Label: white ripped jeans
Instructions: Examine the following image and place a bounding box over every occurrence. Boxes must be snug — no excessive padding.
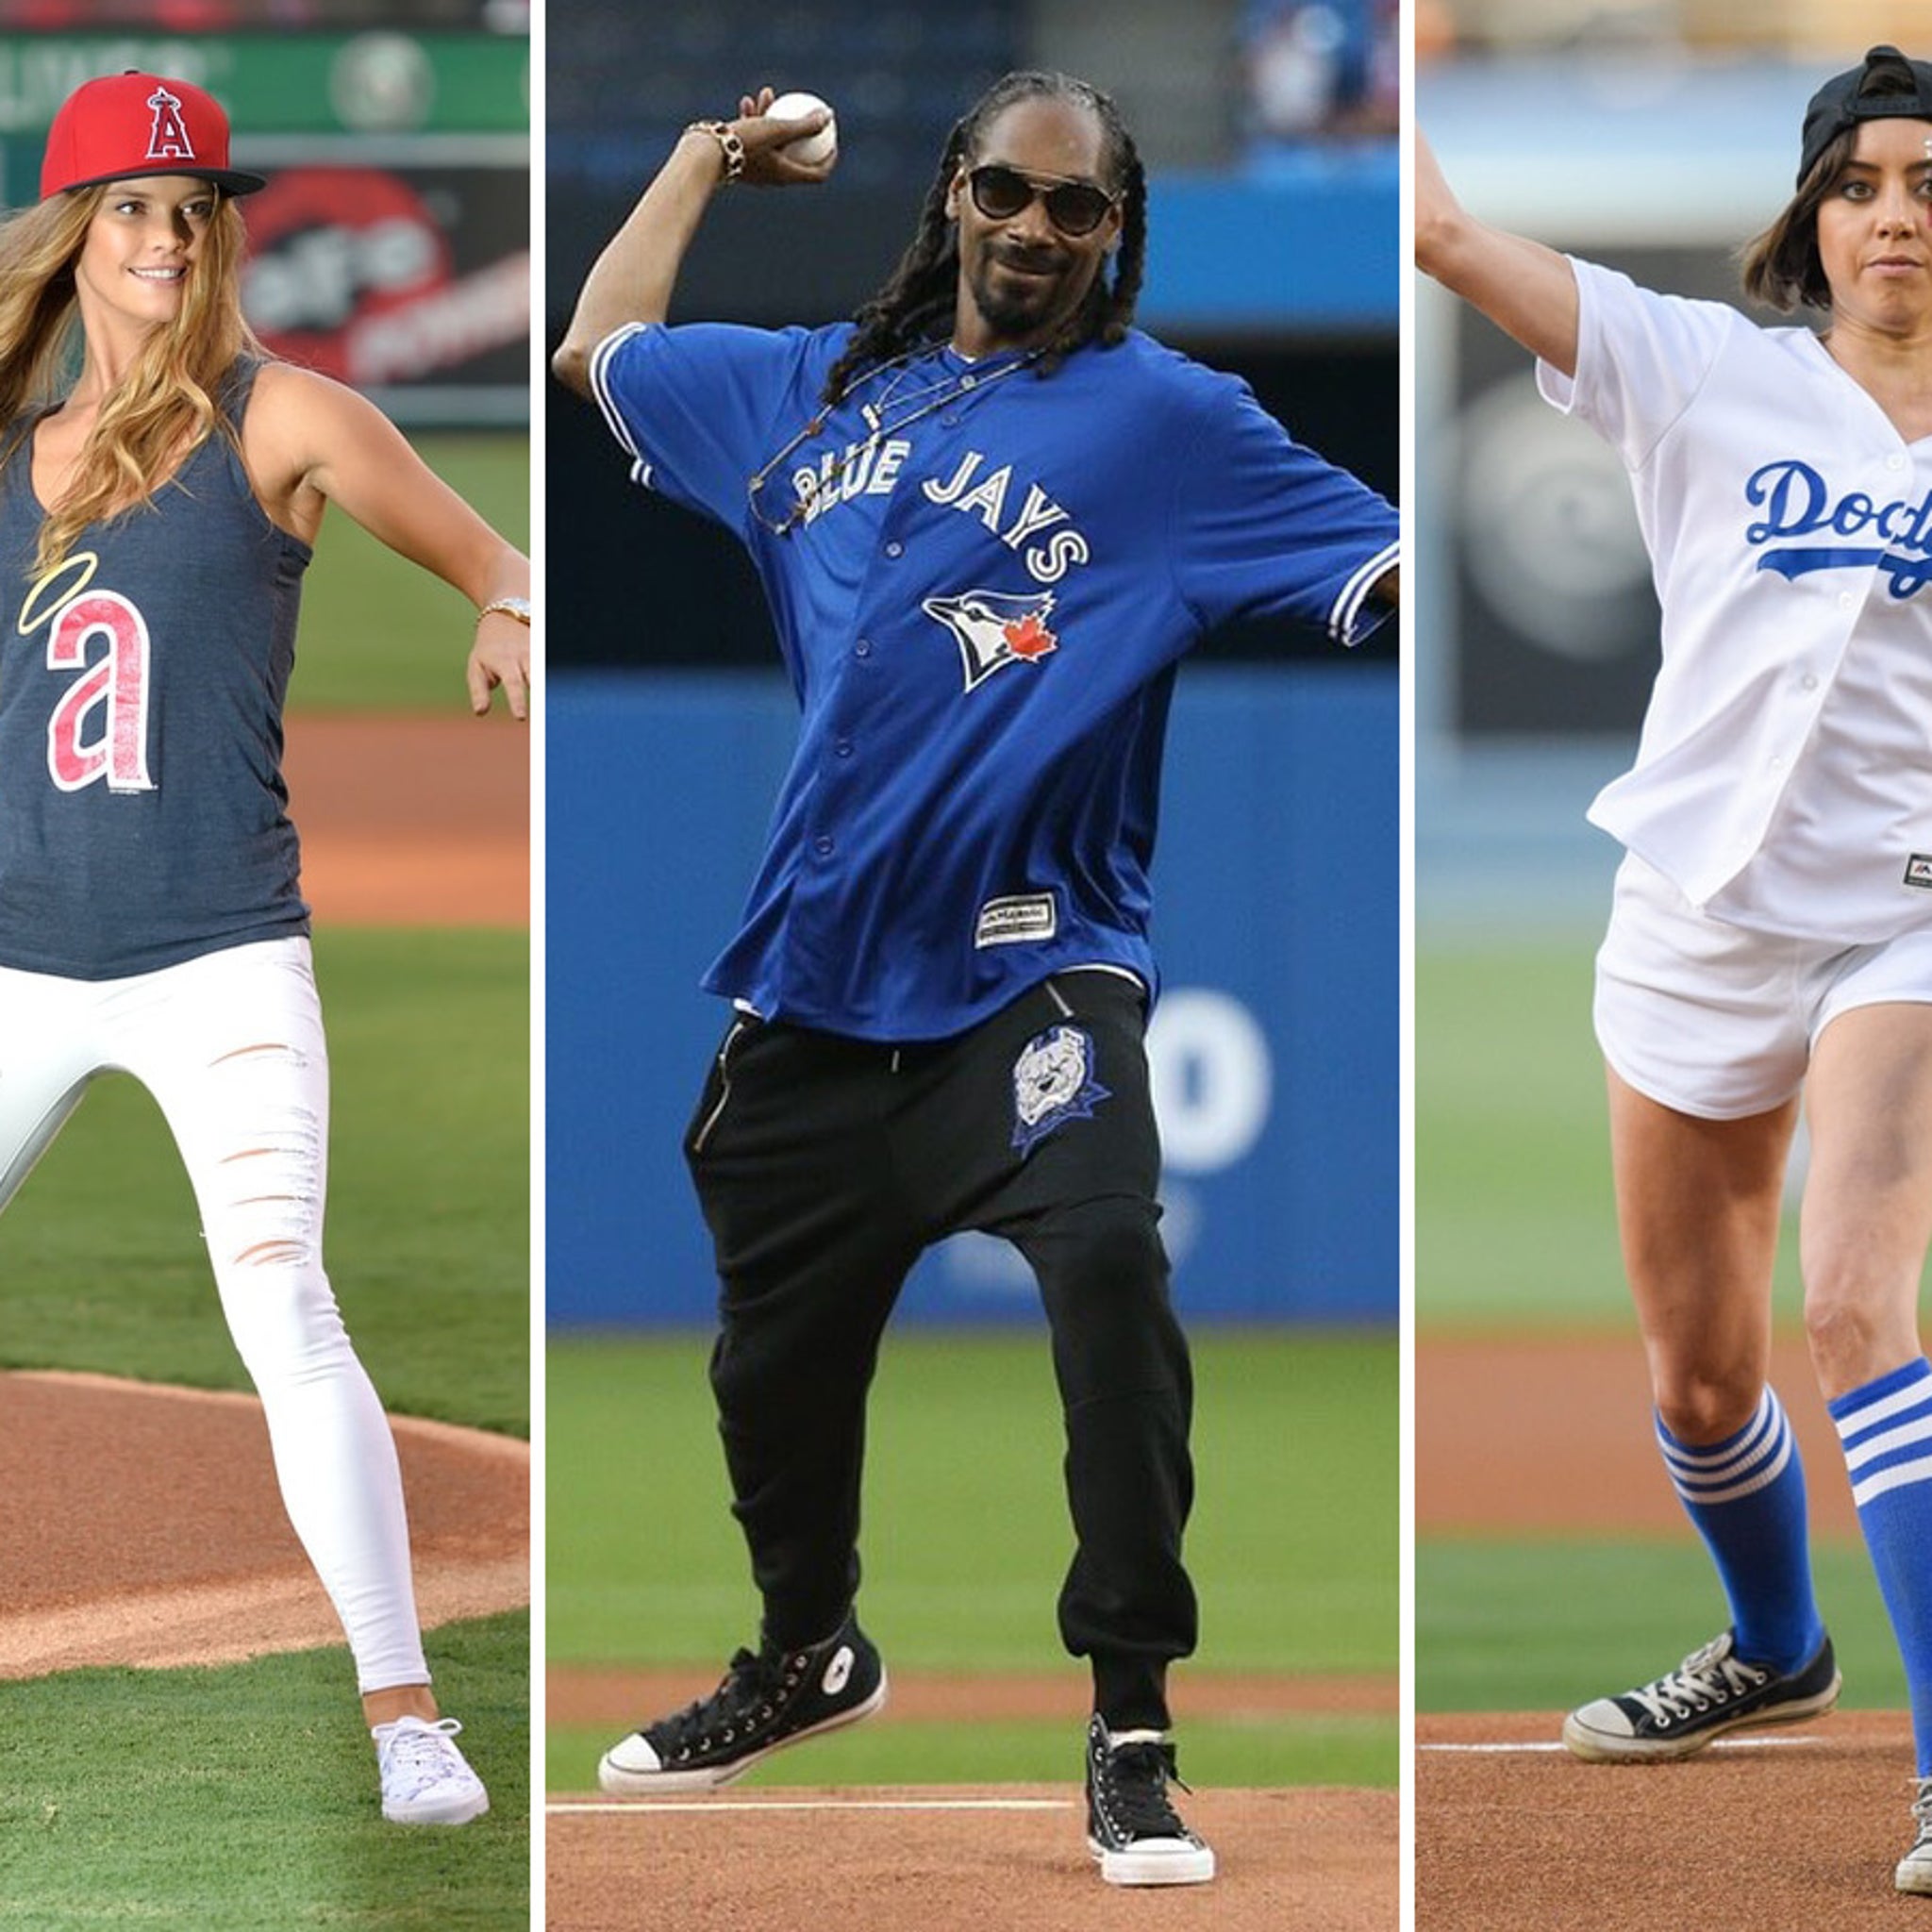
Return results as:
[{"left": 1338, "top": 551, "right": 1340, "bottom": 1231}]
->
[{"left": 0, "top": 935, "right": 427, "bottom": 1693}]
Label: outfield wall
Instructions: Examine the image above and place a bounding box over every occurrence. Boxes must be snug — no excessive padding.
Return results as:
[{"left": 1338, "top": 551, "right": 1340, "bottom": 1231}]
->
[{"left": 546, "top": 664, "right": 1395, "bottom": 1327}]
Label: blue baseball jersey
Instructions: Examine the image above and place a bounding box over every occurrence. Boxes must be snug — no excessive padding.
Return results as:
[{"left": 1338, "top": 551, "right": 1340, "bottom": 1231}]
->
[{"left": 591, "top": 320, "right": 1398, "bottom": 1041}]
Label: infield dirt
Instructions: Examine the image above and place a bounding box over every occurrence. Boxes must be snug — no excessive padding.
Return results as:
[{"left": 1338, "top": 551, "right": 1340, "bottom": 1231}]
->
[
  {"left": 547, "top": 1782, "right": 1395, "bottom": 1931},
  {"left": 1418, "top": 1330, "right": 1914, "bottom": 1929}
]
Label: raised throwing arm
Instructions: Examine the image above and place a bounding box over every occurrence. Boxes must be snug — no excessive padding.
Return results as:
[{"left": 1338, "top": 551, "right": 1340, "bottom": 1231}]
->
[
  {"left": 552, "top": 88, "right": 837, "bottom": 396},
  {"left": 1414, "top": 129, "right": 1581, "bottom": 379}
]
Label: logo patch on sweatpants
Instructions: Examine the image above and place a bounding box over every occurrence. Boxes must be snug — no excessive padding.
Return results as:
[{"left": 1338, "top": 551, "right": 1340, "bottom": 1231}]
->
[
  {"left": 1011, "top": 1023, "right": 1110, "bottom": 1154},
  {"left": 1907, "top": 854, "right": 1932, "bottom": 891}
]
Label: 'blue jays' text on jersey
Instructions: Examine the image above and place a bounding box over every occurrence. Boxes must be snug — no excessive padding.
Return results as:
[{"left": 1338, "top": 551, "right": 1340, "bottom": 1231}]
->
[{"left": 591, "top": 320, "right": 1400, "bottom": 1041}]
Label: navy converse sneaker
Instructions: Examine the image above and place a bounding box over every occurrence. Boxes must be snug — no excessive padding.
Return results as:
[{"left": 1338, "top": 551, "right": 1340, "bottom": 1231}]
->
[
  {"left": 1083, "top": 1715, "right": 1215, "bottom": 1886},
  {"left": 597, "top": 1609, "right": 887, "bottom": 1793},
  {"left": 1562, "top": 1629, "right": 1840, "bottom": 1762}
]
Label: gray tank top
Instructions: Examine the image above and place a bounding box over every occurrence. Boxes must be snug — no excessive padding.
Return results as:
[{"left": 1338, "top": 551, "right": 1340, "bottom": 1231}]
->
[{"left": 0, "top": 359, "right": 313, "bottom": 978}]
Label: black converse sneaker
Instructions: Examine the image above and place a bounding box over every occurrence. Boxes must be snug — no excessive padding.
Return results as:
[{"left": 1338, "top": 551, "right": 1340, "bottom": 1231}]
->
[
  {"left": 597, "top": 1610, "right": 887, "bottom": 1793},
  {"left": 1083, "top": 1715, "right": 1215, "bottom": 1886},
  {"left": 1561, "top": 1628, "right": 1840, "bottom": 1762}
]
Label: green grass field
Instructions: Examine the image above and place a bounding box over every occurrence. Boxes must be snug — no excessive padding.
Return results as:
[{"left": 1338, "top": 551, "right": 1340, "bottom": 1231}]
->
[
  {"left": 1416, "top": 935, "right": 1908, "bottom": 1719},
  {"left": 547, "top": 1328, "right": 1397, "bottom": 1791},
  {"left": 293, "top": 433, "right": 528, "bottom": 715},
  {"left": 0, "top": 927, "right": 529, "bottom": 1931}
]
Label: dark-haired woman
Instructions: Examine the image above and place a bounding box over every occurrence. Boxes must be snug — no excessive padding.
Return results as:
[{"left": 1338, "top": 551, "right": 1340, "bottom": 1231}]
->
[
  {"left": 1418, "top": 43, "right": 1932, "bottom": 1893},
  {"left": 555, "top": 72, "right": 1397, "bottom": 1887}
]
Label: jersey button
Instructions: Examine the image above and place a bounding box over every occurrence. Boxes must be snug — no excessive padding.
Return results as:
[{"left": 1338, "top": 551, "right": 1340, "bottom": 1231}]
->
[
  {"left": 814, "top": 835, "right": 835, "bottom": 857},
  {"left": 834, "top": 739, "right": 854, "bottom": 759},
  {"left": 885, "top": 541, "right": 904, "bottom": 558},
  {"left": 1889, "top": 453, "right": 1907, "bottom": 472},
  {"left": 1801, "top": 674, "right": 1819, "bottom": 691},
  {"left": 854, "top": 638, "right": 873, "bottom": 658}
]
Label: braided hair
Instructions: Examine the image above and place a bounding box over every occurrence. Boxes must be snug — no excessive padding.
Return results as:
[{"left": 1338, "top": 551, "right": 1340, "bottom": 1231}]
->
[{"left": 821, "top": 71, "right": 1147, "bottom": 406}]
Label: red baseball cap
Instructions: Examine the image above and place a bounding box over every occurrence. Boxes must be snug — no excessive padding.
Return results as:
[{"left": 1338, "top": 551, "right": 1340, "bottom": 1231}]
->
[{"left": 41, "top": 71, "right": 266, "bottom": 201}]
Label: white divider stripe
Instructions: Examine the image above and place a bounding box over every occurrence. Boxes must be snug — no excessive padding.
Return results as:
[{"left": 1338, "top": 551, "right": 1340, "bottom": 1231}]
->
[
  {"left": 549, "top": 1797, "right": 1076, "bottom": 1814},
  {"left": 1417, "top": 1736, "right": 1824, "bottom": 1755}
]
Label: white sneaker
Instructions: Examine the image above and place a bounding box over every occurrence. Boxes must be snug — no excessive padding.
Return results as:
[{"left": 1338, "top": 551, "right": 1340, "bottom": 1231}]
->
[
  {"left": 1899, "top": 1777, "right": 1932, "bottom": 1895},
  {"left": 374, "top": 1714, "right": 490, "bottom": 1825}
]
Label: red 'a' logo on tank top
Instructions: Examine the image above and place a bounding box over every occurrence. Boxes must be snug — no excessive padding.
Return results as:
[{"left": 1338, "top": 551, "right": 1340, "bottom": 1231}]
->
[{"left": 23, "top": 556, "right": 156, "bottom": 793}]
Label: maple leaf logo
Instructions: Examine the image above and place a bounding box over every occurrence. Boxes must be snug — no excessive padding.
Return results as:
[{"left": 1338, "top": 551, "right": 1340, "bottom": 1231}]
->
[{"left": 1003, "top": 612, "right": 1058, "bottom": 660}]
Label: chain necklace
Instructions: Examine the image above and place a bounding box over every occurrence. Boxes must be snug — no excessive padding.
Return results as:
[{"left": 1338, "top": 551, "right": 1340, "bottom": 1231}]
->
[{"left": 747, "top": 342, "right": 1043, "bottom": 538}]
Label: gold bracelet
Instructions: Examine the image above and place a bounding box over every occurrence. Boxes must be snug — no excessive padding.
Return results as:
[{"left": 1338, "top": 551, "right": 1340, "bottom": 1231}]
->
[
  {"left": 685, "top": 119, "right": 745, "bottom": 185},
  {"left": 480, "top": 596, "right": 531, "bottom": 625}
]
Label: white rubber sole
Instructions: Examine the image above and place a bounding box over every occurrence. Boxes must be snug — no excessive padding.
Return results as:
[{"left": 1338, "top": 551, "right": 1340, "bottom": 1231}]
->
[
  {"left": 596, "top": 1674, "right": 889, "bottom": 1795},
  {"left": 384, "top": 1787, "right": 491, "bottom": 1825},
  {"left": 1561, "top": 1672, "right": 1840, "bottom": 1763},
  {"left": 1089, "top": 1836, "right": 1216, "bottom": 1886}
]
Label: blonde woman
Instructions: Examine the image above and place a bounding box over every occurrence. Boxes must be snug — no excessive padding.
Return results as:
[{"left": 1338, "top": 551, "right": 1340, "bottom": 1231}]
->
[{"left": 0, "top": 72, "right": 530, "bottom": 1823}]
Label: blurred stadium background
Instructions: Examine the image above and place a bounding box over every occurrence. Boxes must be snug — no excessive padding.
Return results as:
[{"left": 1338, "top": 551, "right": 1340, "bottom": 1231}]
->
[
  {"left": 543, "top": 0, "right": 1401, "bottom": 1799},
  {"left": 1417, "top": 0, "right": 1925, "bottom": 1717}
]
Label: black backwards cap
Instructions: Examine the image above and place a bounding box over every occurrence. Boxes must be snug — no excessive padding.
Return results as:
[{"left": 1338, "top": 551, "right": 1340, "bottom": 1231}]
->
[{"left": 1798, "top": 44, "right": 1932, "bottom": 186}]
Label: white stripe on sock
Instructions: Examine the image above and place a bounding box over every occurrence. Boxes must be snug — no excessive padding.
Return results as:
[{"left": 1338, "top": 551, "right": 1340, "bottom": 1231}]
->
[
  {"left": 1843, "top": 1409, "right": 1932, "bottom": 1474},
  {"left": 1662, "top": 1393, "right": 1795, "bottom": 1505},
  {"left": 1834, "top": 1374, "right": 1932, "bottom": 1443},
  {"left": 1659, "top": 1391, "right": 1779, "bottom": 1488},
  {"left": 1850, "top": 1451, "right": 1932, "bottom": 1508},
  {"left": 1672, "top": 1424, "right": 1794, "bottom": 1506}
]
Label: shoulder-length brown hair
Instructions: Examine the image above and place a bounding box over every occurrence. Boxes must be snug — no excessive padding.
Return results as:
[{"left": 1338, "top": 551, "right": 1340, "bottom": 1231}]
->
[
  {"left": 1739, "top": 128, "right": 1861, "bottom": 313},
  {"left": 0, "top": 181, "right": 266, "bottom": 575}
]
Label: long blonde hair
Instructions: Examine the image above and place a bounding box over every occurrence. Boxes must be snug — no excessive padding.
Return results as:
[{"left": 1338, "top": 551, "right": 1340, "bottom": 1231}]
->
[{"left": 0, "top": 182, "right": 265, "bottom": 574}]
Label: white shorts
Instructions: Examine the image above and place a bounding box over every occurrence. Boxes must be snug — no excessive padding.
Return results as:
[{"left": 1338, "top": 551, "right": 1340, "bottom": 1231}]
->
[{"left": 1594, "top": 854, "right": 1932, "bottom": 1121}]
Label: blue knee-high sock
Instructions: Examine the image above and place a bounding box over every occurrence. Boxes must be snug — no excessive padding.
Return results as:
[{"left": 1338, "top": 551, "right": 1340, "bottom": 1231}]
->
[
  {"left": 1831, "top": 1357, "right": 1932, "bottom": 1777},
  {"left": 1657, "top": 1386, "right": 1824, "bottom": 1674}
]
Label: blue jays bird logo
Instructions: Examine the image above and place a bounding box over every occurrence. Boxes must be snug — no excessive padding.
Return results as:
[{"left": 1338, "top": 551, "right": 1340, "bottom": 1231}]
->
[{"left": 921, "top": 589, "right": 1058, "bottom": 693}]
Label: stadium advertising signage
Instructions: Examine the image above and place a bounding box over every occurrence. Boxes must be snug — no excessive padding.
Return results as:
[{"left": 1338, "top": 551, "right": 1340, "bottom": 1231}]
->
[
  {"left": 0, "top": 31, "right": 526, "bottom": 136},
  {"left": 243, "top": 162, "right": 528, "bottom": 422}
]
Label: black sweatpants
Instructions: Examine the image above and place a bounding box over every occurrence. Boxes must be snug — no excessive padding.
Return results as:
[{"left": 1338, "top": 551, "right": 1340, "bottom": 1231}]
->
[{"left": 684, "top": 969, "right": 1195, "bottom": 1732}]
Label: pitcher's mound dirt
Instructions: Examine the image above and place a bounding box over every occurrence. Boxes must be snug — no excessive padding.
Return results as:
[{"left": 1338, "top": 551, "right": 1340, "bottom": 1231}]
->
[
  {"left": 1418, "top": 1709, "right": 1923, "bottom": 1930},
  {"left": 284, "top": 714, "right": 528, "bottom": 927},
  {"left": 0, "top": 1371, "right": 527, "bottom": 1677},
  {"left": 547, "top": 1782, "right": 1395, "bottom": 1932}
]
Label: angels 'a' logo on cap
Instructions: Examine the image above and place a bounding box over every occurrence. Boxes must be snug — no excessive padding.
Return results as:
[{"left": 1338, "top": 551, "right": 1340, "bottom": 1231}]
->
[
  {"left": 922, "top": 588, "right": 1058, "bottom": 693},
  {"left": 144, "top": 85, "right": 195, "bottom": 163}
]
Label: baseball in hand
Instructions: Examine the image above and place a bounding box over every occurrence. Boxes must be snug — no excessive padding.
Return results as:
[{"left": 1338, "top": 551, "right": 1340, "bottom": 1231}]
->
[{"left": 766, "top": 91, "right": 838, "bottom": 165}]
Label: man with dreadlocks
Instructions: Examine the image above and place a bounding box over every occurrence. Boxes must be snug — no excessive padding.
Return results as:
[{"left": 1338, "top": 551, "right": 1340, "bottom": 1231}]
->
[{"left": 554, "top": 70, "right": 1398, "bottom": 1887}]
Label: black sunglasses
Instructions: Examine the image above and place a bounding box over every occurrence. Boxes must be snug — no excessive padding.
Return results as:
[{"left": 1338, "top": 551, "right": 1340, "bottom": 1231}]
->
[{"left": 967, "top": 163, "right": 1119, "bottom": 238}]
